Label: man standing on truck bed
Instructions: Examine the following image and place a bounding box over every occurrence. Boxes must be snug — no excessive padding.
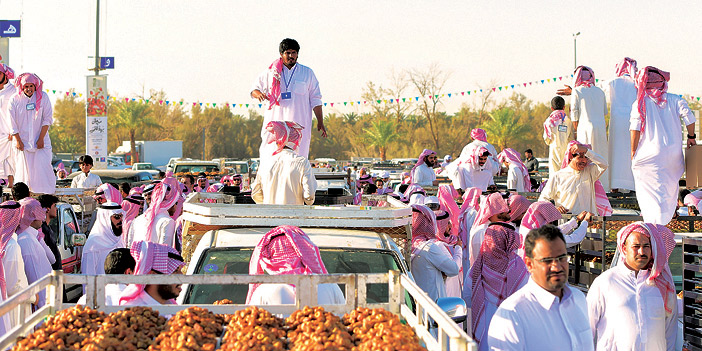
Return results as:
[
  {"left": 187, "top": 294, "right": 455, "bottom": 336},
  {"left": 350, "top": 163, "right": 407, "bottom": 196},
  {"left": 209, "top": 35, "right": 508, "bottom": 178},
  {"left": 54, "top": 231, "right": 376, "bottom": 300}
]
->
[
  {"left": 252, "top": 121, "right": 317, "bottom": 205},
  {"left": 250, "top": 38, "right": 326, "bottom": 160}
]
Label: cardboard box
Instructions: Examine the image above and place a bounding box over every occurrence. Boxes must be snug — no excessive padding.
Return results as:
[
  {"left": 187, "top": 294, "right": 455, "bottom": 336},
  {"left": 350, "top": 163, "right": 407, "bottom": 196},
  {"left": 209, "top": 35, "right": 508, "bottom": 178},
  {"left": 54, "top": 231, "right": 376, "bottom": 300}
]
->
[{"left": 686, "top": 145, "right": 702, "bottom": 188}]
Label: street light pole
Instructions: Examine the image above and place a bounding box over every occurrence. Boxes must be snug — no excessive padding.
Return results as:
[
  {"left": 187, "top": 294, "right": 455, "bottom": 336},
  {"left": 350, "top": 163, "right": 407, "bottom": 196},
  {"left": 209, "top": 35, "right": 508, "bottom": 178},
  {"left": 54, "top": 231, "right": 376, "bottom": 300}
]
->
[
  {"left": 573, "top": 32, "right": 581, "bottom": 69},
  {"left": 94, "top": 0, "right": 100, "bottom": 75}
]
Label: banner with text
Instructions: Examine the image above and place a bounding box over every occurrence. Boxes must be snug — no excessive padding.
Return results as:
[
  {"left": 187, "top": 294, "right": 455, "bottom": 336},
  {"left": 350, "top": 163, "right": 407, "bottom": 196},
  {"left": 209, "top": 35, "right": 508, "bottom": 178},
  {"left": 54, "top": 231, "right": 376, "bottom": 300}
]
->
[{"left": 86, "top": 76, "right": 108, "bottom": 169}]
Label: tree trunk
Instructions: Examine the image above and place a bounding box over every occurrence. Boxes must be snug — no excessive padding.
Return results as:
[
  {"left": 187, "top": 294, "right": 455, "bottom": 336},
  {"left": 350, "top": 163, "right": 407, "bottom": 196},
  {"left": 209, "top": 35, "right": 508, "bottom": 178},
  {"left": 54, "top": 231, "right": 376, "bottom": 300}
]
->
[
  {"left": 130, "top": 130, "right": 138, "bottom": 164},
  {"left": 380, "top": 147, "right": 386, "bottom": 161}
]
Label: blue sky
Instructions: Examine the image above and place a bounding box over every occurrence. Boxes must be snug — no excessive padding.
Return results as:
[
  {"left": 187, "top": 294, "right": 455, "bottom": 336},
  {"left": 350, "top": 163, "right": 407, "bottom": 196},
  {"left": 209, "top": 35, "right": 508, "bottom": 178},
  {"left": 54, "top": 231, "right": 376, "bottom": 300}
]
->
[{"left": 1, "top": 0, "right": 700, "bottom": 114}]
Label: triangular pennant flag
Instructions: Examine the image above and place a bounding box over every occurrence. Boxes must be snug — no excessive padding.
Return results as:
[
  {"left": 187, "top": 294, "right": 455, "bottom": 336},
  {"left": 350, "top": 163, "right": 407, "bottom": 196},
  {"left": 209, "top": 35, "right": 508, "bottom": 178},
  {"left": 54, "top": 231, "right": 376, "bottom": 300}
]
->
[
  {"left": 547, "top": 79, "right": 550, "bottom": 82},
  {"left": 179, "top": 101, "right": 183, "bottom": 105},
  {"left": 357, "top": 101, "right": 360, "bottom": 104},
  {"left": 258, "top": 104, "right": 262, "bottom": 108},
  {"left": 324, "top": 103, "right": 327, "bottom": 106},
  {"left": 350, "top": 102, "right": 354, "bottom": 105},
  {"left": 448, "top": 93, "right": 452, "bottom": 97},
  {"left": 132, "top": 98, "right": 136, "bottom": 101},
  {"left": 344, "top": 102, "right": 347, "bottom": 106},
  {"left": 79, "top": 93, "right": 82, "bottom": 97},
  {"left": 415, "top": 97, "right": 419, "bottom": 101},
  {"left": 541, "top": 80, "right": 545, "bottom": 84},
  {"left": 166, "top": 100, "right": 170, "bottom": 104},
  {"left": 498, "top": 87, "right": 502, "bottom": 91},
  {"left": 193, "top": 102, "right": 197, "bottom": 106},
  {"left": 213, "top": 103, "right": 216, "bottom": 107},
  {"left": 479, "top": 89, "right": 483, "bottom": 92},
  {"left": 529, "top": 82, "right": 532, "bottom": 86},
  {"left": 159, "top": 100, "right": 163, "bottom": 105},
  {"left": 460, "top": 92, "right": 464, "bottom": 96},
  {"left": 146, "top": 99, "right": 150, "bottom": 103},
  {"left": 595, "top": 79, "right": 599, "bottom": 83},
  {"left": 232, "top": 104, "right": 236, "bottom": 107},
  {"left": 330, "top": 103, "right": 334, "bottom": 107},
  {"left": 467, "top": 91, "right": 471, "bottom": 95},
  {"left": 434, "top": 94, "right": 438, "bottom": 99},
  {"left": 66, "top": 92, "right": 70, "bottom": 96},
  {"left": 559, "top": 77, "right": 563, "bottom": 80},
  {"left": 53, "top": 90, "right": 56, "bottom": 94},
  {"left": 246, "top": 104, "right": 249, "bottom": 107},
  {"left": 698, "top": 97, "right": 700, "bottom": 101},
  {"left": 492, "top": 88, "right": 496, "bottom": 92},
  {"left": 553, "top": 77, "right": 556, "bottom": 81},
  {"left": 199, "top": 102, "right": 202, "bottom": 106},
  {"left": 125, "top": 98, "right": 129, "bottom": 102},
  {"left": 510, "top": 85, "right": 514, "bottom": 89},
  {"left": 377, "top": 100, "right": 381, "bottom": 104},
  {"left": 390, "top": 99, "right": 394, "bottom": 103}
]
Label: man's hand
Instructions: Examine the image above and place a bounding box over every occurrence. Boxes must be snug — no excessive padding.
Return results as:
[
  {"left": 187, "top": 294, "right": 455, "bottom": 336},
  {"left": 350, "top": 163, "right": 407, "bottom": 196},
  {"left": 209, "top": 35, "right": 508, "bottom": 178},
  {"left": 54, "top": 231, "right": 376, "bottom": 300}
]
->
[
  {"left": 251, "top": 89, "right": 268, "bottom": 102},
  {"left": 569, "top": 142, "right": 588, "bottom": 155},
  {"left": 15, "top": 139, "right": 24, "bottom": 151},
  {"left": 6, "top": 134, "right": 11, "bottom": 141},
  {"left": 688, "top": 138, "right": 697, "bottom": 149},
  {"left": 556, "top": 206, "right": 569, "bottom": 214},
  {"left": 556, "top": 85, "right": 572, "bottom": 96},
  {"left": 576, "top": 211, "right": 593, "bottom": 223},
  {"left": 317, "top": 120, "right": 327, "bottom": 138},
  {"left": 37, "top": 138, "right": 44, "bottom": 149}
]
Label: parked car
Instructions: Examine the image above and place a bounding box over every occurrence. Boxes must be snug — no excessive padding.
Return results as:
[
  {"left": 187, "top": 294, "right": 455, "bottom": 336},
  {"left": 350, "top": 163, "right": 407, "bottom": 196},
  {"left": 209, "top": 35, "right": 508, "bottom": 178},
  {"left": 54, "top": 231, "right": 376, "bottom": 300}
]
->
[
  {"left": 130, "top": 162, "right": 160, "bottom": 177},
  {"left": 65, "top": 170, "right": 153, "bottom": 187},
  {"left": 180, "top": 227, "right": 412, "bottom": 305},
  {"left": 172, "top": 160, "right": 220, "bottom": 175}
]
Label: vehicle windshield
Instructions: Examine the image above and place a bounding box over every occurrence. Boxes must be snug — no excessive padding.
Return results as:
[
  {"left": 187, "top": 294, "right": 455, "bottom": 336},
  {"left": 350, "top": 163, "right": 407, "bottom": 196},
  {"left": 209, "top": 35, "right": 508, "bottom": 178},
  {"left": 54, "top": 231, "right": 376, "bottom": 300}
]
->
[
  {"left": 136, "top": 164, "right": 154, "bottom": 170},
  {"left": 224, "top": 162, "right": 249, "bottom": 174},
  {"left": 184, "top": 247, "right": 401, "bottom": 304},
  {"left": 174, "top": 165, "right": 220, "bottom": 174}
]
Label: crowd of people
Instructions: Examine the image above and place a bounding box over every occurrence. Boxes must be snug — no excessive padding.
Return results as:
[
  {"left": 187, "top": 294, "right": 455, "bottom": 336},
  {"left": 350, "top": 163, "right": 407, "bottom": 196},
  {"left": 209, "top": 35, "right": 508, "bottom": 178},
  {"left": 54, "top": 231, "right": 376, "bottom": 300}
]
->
[{"left": 0, "top": 36, "right": 697, "bottom": 350}]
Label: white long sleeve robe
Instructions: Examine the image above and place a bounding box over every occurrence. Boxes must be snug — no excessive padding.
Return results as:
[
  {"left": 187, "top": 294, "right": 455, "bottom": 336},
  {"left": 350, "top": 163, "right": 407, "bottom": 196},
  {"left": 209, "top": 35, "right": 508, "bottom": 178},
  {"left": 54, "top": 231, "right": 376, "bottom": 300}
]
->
[
  {"left": 16, "top": 227, "right": 52, "bottom": 309},
  {"left": 571, "top": 85, "right": 609, "bottom": 191},
  {"left": 538, "top": 149, "right": 607, "bottom": 214},
  {"left": 506, "top": 163, "right": 526, "bottom": 192},
  {"left": 2, "top": 235, "right": 30, "bottom": 328},
  {"left": 543, "top": 115, "right": 573, "bottom": 178},
  {"left": 253, "top": 63, "right": 323, "bottom": 159},
  {"left": 127, "top": 212, "right": 176, "bottom": 249},
  {"left": 0, "top": 84, "right": 17, "bottom": 178},
  {"left": 605, "top": 76, "right": 637, "bottom": 191},
  {"left": 8, "top": 91, "right": 56, "bottom": 194},
  {"left": 248, "top": 283, "right": 345, "bottom": 306},
  {"left": 412, "top": 163, "right": 436, "bottom": 187},
  {"left": 631, "top": 93, "right": 695, "bottom": 225},
  {"left": 82, "top": 227, "right": 123, "bottom": 276},
  {"left": 411, "top": 239, "right": 462, "bottom": 301},
  {"left": 587, "top": 264, "right": 677, "bottom": 351},
  {"left": 251, "top": 149, "right": 317, "bottom": 205}
]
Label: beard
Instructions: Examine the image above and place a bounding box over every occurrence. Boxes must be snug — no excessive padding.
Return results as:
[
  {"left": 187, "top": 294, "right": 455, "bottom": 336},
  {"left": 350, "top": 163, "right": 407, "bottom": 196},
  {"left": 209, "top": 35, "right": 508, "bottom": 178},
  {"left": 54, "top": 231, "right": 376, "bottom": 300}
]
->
[
  {"left": 157, "top": 284, "right": 181, "bottom": 300},
  {"left": 111, "top": 222, "right": 123, "bottom": 237},
  {"left": 497, "top": 212, "right": 511, "bottom": 222}
]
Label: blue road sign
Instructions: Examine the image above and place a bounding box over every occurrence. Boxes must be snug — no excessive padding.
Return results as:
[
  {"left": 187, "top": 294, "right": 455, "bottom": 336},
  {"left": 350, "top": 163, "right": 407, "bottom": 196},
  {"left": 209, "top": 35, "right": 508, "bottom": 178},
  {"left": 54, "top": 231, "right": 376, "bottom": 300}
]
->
[
  {"left": 100, "top": 57, "right": 115, "bottom": 69},
  {"left": 0, "top": 20, "right": 21, "bottom": 38}
]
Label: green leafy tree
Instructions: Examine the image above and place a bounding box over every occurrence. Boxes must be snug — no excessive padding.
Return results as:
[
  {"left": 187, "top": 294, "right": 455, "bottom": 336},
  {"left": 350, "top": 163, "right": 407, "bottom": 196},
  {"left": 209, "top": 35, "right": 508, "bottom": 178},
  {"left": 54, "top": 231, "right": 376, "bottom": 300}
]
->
[
  {"left": 363, "top": 119, "right": 399, "bottom": 161},
  {"left": 481, "top": 107, "right": 530, "bottom": 150},
  {"left": 113, "top": 101, "right": 161, "bottom": 163}
]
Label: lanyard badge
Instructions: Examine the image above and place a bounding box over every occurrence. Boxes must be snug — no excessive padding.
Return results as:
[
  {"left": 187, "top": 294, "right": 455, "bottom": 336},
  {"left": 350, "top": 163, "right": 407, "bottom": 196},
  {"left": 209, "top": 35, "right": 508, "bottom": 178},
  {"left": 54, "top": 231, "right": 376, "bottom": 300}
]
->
[
  {"left": 26, "top": 102, "right": 35, "bottom": 110},
  {"left": 281, "top": 65, "right": 298, "bottom": 100}
]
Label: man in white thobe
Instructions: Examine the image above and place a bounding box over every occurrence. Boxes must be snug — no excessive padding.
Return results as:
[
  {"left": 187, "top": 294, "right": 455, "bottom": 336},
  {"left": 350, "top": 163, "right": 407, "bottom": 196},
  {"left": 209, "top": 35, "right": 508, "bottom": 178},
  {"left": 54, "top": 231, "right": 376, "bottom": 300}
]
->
[
  {"left": 448, "top": 142, "right": 495, "bottom": 192},
  {"left": 488, "top": 225, "right": 593, "bottom": 351},
  {"left": 605, "top": 57, "right": 638, "bottom": 192},
  {"left": 8, "top": 73, "right": 55, "bottom": 194},
  {"left": 252, "top": 121, "right": 317, "bottom": 205},
  {"left": 127, "top": 179, "right": 179, "bottom": 249},
  {"left": 410, "top": 149, "right": 438, "bottom": 187},
  {"left": 82, "top": 203, "right": 124, "bottom": 275},
  {"left": 461, "top": 128, "right": 499, "bottom": 176},
  {"left": 469, "top": 193, "right": 510, "bottom": 266},
  {"left": 570, "top": 66, "right": 609, "bottom": 191},
  {"left": 0, "top": 63, "right": 17, "bottom": 187},
  {"left": 497, "top": 148, "right": 530, "bottom": 192},
  {"left": 119, "top": 241, "right": 185, "bottom": 306},
  {"left": 539, "top": 142, "right": 607, "bottom": 214},
  {"left": 0, "top": 200, "right": 29, "bottom": 329},
  {"left": 251, "top": 38, "right": 326, "bottom": 160},
  {"left": 588, "top": 222, "right": 678, "bottom": 350},
  {"left": 543, "top": 96, "right": 573, "bottom": 178},
  {"left": 16, "top": 198, "right": 52, "bottom": 310},
  {"left": 631, "top": 66, "right": 696, "bottom": 225}
]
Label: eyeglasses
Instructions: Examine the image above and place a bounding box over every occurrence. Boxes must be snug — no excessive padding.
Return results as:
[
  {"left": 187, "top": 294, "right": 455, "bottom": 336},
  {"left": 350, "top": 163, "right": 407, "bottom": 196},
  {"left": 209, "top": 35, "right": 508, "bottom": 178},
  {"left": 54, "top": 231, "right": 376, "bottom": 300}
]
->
[
  {"left": 571, "top": 153, "right": 588, "bottom": 159},
  {"left": 534, "top": 254, "right": 570, "bottom": 265}
]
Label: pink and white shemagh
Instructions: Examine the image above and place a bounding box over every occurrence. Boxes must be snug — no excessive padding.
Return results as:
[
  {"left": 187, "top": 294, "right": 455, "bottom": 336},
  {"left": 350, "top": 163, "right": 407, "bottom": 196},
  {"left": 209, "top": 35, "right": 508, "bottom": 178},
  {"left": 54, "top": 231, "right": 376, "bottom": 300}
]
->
[
  {"left": 0, "top": 201, "right": 21, "bottom": 299},
  {"left": 543, "top": 110, "right": 567, "bottom": 141},
  {"left": 265, "top": 120, "right": 304, "bottom": 155},
  {"left": 95, "top": 183, "right": 123, "bottom": 204},
  {"left": 507, "top": 194, "right": 531, "bottom": 222},
  {"left": 410, "top": 204, "right": 440, "bottom": 256},
  {"left": 521, "top": 201, "right": 562, "bottom": 231},
  {"left": 266, "top": 58, "right": 284, "bottom": 110},
  {"left": 472, "top": 192, "right": 509, "bottom": 229},
  {"left": 119, "top": 240, "right": 184, "bottom": 305},
  {"left": 0, "top": 63, "right": 14, "bottom": 80},
  {"left": 14, "top": 73, "right": 44, "bottom": 113},
  {"left": 246, "top": 225, "right": 328, "bottom": 304},
  {"left": 573, "top": 66, "right": 595, "bottom": 88},
  {"left": 437, "top": 184, "right": 461, "bottom": 237},
  {"left": 635, "top": 66, "right": 670, "bottom": 136},
  {"left": 470, "top": 128, "right": 487, "bottom": 142},
  {"left": 560, "top": 140, "right": 613, "bottom": 216},
  {"left": 616, "top": 222, "right": 676, "bottom": 317},
  {"left": 615, "top": 57, "right": 637, "bottom": 78},
  {"left": 497, "top": 148, "right": 532, "bottom": 192}
]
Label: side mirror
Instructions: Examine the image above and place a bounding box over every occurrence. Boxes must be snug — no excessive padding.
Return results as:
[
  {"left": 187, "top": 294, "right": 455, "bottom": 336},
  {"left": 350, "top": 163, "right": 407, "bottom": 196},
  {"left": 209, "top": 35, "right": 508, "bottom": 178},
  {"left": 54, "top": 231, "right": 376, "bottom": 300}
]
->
[
  {"left": 72, "top": 233, "right": 87, "bottom": 247},
  {"left": 436, "top": 297, "right": 468, "bottom": 324}
]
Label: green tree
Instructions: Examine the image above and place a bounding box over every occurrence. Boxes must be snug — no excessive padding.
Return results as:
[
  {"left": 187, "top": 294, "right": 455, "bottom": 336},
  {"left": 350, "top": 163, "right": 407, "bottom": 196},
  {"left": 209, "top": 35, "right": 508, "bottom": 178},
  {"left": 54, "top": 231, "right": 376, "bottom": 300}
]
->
[
  {"left": 481, "top": 107, "right": 530, "bottom": 150},
  {"left": 363, "top": 119, "right": 399, "bottom": 161},
  {"left": 113, "top": 101, "right": 161, "bottom": 163},
  {"left": 50, "top": 92, "right": 86, "bottom": 155}
]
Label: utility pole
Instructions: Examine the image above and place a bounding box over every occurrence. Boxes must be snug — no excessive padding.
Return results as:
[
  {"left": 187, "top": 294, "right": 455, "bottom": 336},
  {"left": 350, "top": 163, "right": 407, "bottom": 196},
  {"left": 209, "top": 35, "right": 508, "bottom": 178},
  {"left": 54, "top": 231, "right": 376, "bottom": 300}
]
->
[
  {"left": 93, "top": 0, "right": 100, "bottom": 75},
  {"left": 573, "top": 32, "right": 581, "bottom": 69},
  {"left": 86, "top": 0, "right": 108, "bottom": 169}
]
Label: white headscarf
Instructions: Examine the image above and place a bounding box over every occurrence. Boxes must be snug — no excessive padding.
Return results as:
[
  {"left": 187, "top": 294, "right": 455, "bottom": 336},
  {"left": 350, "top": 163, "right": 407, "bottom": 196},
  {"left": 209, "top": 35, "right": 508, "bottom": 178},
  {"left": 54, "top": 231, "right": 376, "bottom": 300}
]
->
[{"left": 84, "top": 202, "right": 125, "bottom": 255}]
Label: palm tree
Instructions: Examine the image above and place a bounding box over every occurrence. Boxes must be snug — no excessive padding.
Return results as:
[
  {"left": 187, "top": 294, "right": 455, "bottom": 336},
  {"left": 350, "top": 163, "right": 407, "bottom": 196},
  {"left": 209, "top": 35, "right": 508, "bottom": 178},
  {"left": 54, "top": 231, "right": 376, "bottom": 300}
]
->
[
  {"left": 363, "top": 120, "right": 399, "bottom": 161},
  {"left": 480, "top": 107, "right": 530, "bottom": 150},
  {"left": 114, "top": 101, "right": 161, "bottom": 163}
]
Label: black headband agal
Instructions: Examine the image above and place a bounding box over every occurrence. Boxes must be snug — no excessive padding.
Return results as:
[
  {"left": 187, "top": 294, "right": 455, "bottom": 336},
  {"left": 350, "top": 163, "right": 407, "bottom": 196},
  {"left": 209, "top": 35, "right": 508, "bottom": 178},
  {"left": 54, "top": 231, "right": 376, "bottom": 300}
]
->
[
  {"left": 99, "top": 203, "right": 122, "bottom": 210},
  {"left": 0, "top": 202, "right": 20, "bottom": 209}
]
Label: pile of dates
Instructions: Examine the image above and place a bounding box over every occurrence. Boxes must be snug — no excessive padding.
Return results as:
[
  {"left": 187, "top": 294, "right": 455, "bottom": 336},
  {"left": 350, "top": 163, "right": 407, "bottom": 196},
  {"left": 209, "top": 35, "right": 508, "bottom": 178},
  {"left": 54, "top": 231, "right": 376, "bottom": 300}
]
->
[
  {"left": 148, "top": 307, "right": 223, "bottom": 351},
  {"left": 83, "top": 307, "right": 167, "bottom": 351},
  {"left": 220, "top": 306, "right": 286, "bottom": 351},
  {"left": 12, "top": 306, "right": 105, "bottom": 351},
  {"left": 342, "top": 307, "right": 426, "bottom": 351},
  {"left": 286, "top": 306, "right": 354, "bottom": 351}
]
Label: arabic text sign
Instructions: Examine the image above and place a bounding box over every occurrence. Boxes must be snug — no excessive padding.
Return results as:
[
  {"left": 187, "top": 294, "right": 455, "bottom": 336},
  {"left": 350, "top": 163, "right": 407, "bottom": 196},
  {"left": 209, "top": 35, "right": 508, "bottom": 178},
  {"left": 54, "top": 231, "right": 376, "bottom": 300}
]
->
[
  {"left": 100, "top": 57, "right": 114, "bottom": 69},
  {"left": 0, "top": 20, "right": 20, "bottom": 38},
  {"left": 86, "top": 76, "right": 108, "bottom": 169}
]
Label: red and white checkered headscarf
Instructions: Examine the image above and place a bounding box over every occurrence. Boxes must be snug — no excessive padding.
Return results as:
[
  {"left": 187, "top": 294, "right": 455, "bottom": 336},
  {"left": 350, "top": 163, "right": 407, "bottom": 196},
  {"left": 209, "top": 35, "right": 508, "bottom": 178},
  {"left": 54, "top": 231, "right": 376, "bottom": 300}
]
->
[
  {"left": 14, "top": 73, "right": 44, "bottom": 113},
  {"left": 18, "top": 198, "right": 45, "bottom": 234},
  {"left": 266, "top": 58, "right": 284, "bottom": 110},
  {"left": 121, "top": 195, "right": 143, "bottom": 246},
  {"left": 472, "top": 193, "right": 509, "bottom": 229},
  {"left": 220, "top": 175, "right": 234, "bottom": 185},
  {"left": 471, "top": 128, "right": 487, "bottom": 142},
  {"left": 95, "top": 183, "right": 123, "bottom": 204},
  {"left": 0, "top": 63, "right": 15, "bottom": 81},
  {"left": 144, "top": 177, "right": 181, "bottom": 242},
  {"left": 470, "top": 223, "right": 527, "bottom": 342},
  {"left": 411, "top": 204, "right": 439, "bottom": 256},
  {"left": 634, "top": 66, "right": 670, "bottom": 136},
  {"left": 616, "top": 222, "right": 676, "bottom": 317},
  {"left": 543, "top": 110, "right": 567, "bottom": 142},
  {"left": 460, "top": 187, "right": 481, "bottom": 214},
  {"left": 561, "top": 140, "right": 613, "bottom": 216},
  {"left": 573, "top": 66, "right": 595, "bottom": 88},
  {"left": 119, "top": 240, "right": 185, "bottom": 305},
  {"left": 615, "top": 57, "right": 637, "bottom": 78},
  {"left": 438, "top": 185, "right": 460, "bottom": 237},
  {"left": 265, "top": 121, "right": 304, "bottom": 155},
  {"left": 0, "top": 201, "right": 21, "bottom": 299},
  {"left": 521, "top": 201, "right": 562, "bottom": 231},
  {"left": 497, "top": 148, "right": 532, "bottom": 192},
  {"left": 507, "top": 194, "right": 531, "bottom": 222},
  {"left": 246, "top": 226, "right": 328, "bottom": 303},
  {"left": 410, "top": 149, "right": 438, "bottom": 183}
]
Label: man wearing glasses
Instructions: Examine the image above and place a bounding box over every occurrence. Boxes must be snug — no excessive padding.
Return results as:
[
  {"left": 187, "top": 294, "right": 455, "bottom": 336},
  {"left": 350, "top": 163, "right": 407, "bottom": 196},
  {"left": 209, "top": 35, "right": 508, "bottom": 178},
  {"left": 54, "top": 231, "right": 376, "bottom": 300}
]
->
[
  {"left": 488, "top": 225, "right": 593, "bottom": 351},
  {"left": 539, "top": 141, "right": 608, "bottom": 215},
  {"left": 81, "top": 202, "right": 125, "bottom": 275}
]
